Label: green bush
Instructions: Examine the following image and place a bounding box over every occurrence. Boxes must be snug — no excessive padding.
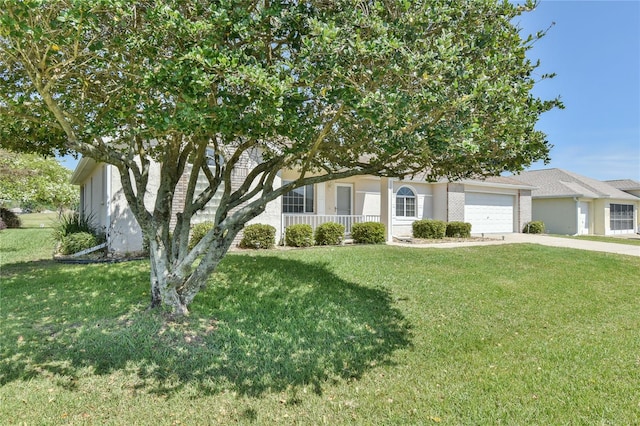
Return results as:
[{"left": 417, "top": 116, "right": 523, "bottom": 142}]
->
[
  {"left": 446, "top": 221, "right": 472, "bottom": 238},
  {"left": 523, "top": 221, "right": 545, "bottom": 234},
  {"left": 412, "top": 219, "right": 446, "bottom": 239},
  {"left": 189, "top": 221, "right": 214, "bottom": 250},
  {"left": 60, "top": 232, "right": 98, "bottom": 255},
  {"left": 351, "top": 222, "right": 386, "bottom": 244},
  {"left": 314, "top": 222, "right": 345, "bottom": 246},
  {"left": 239, "top": 223, "right": 276, "bottom": 249},
  {"left": 285, "top": 224, "right": 314, "bottom": 247},
  {"left": 52, "top": 211, "right": 98, "bottom": 241},
  {"left": 0, "top": 208, "right": 21, "bottom": 228}
]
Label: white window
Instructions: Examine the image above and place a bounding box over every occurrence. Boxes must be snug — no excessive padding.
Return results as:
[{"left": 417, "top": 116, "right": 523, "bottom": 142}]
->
[
  {"left": 283, "top": 181, "right": 314, "bottom": 213},
  {"left": 396, "top": 187, "right": 416, "bottom": 217},
  {"left": 610, "top": 204, "right": 634, "bottom": 231}
]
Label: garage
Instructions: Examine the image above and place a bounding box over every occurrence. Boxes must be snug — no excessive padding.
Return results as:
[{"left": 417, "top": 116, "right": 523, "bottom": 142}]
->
[{"left": 464, "top": 193, "right": 515, "bottom": 234}]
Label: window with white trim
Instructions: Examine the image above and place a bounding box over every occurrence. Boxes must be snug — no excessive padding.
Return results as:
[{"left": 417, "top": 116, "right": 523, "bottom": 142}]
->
[
  {"left": 283, "top": 181, "right": 314, "bottom": 213},
  {"left": 610, "top": 204, "right": 634, "bottom": 231},
  {"left": 396, "top": 187, "right": 416, "bottom": 217}
]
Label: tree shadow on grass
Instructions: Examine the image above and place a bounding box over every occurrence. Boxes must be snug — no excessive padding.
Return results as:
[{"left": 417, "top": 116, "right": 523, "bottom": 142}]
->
[{"left": 1, "top": 253, "right": 411, "bottom": 398}]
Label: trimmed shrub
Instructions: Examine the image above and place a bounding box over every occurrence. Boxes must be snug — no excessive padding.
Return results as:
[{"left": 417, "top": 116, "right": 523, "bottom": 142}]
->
[
  {"left": 0, "top": 208, "right": 21, "bottom": 228},
  {"left": 351, "top": 222, "right": 386, "bottom": 244},
  {"left": 189, "top": 221, "right": 214, "bottom": 250},
  {"left": 60, "top": 232, "right": 98, "bottom": 255},
  {"left": 412, "top": 219, "right": 446, "bottom": 239},
  {"left": 523, "top": 221, "right": 545, "bottom": 234},
  {"left": 239, "top": 223, "right": 276, "bottom": 249},
  {"left": 285, "top": 224, "right": 314, "bottom": 247},
  {"left": 446, "top": 221, "right": 472, "bottom": 238},
  {"left": 314, "top": 222, "right": 345, "bottom": 246}
]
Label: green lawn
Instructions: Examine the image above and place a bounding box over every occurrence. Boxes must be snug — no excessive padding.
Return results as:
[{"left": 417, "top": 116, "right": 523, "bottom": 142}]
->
[
  {"left": 552, "top": 233, "right": 640, "bottom": 247},
  {"left": 16, "top": 211, "right": 60, "bottom": 229},
  {"left": 1, "top": 229, "right": 639, "bottom": 424}
]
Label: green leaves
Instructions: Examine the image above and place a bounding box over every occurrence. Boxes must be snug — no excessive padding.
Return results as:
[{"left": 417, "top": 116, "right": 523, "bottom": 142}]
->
[
  {"left": 1, "top": 0, "right": 560, "bottom": 178},
  {"left": 0, "top": 150, "right": 78, "bottom": 210}
]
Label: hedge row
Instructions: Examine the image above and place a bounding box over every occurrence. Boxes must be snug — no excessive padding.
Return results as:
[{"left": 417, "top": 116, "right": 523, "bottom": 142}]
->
[
  {"left": 235, "top": 222, "right": 386, "bottom": 249},
  {"left": 412, "top": 219, "right": 472, "bottom": 239},
  {"left": 283, "top": 221, "right": 386, "bottom": 247}
]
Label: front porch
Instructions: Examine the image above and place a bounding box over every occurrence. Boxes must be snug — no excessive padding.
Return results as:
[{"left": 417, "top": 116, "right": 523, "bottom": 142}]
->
[{"left": 282, "top": 214, "right": 381, "bottom": 239}]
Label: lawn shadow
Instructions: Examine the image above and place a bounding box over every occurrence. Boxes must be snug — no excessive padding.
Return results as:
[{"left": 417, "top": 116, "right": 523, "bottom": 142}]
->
[{"left": 1, "top": 253, "right": 411, "bottom": 398}]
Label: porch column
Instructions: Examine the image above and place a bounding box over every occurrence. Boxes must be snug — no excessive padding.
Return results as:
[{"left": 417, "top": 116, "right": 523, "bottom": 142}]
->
[
  {"left": 316, "top": 182, "right": 326, "bottom": 215},
  {"left": 380, "top": 177, "right": 393, "bottom": 242}
]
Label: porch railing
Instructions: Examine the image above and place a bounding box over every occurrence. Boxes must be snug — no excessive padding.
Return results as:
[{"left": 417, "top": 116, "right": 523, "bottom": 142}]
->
[{"left": 282, "top": 214, "right": 381, "bottom": 238}]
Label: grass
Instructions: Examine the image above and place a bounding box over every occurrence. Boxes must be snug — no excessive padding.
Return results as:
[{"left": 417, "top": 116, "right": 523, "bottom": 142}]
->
[
  {"left": 16, "top": 211, "right": 60, "bottom": 229},
  {"left": 0, "top": 228, "right": 57, "bottom": 264},
  {"left": 1, "top": 229, "right": 639, "bottom": 424},
  {"left": 551, "top": 233, "right": 640, "bottom": 247}
]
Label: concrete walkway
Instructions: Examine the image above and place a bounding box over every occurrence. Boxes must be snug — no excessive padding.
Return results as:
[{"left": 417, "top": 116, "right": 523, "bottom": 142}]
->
[{"left": 389, "top": 233, "right": 640, "bottom": 257}]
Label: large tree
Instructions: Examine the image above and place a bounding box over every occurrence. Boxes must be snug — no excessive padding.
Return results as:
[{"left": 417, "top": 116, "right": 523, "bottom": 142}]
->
[
  {"left": 0, "top": 0, "right": 560, "bottom": 315},
  {"left": 0, "top": 149, "right": 78, "bottom": 212}
]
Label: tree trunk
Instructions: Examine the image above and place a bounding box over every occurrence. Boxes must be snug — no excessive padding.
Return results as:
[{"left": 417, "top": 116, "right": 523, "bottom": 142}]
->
[
  {"left": 147, "top": 239, "right": 190, "bottom": 315},
  {"left": 149, "top": 260, "right": 162, "bottom": 309},
  {"left": 145, "top": 222, "right": 241, "bottom": 316}
]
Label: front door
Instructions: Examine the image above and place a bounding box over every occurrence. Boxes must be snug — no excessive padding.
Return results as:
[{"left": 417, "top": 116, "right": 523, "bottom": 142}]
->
[
  {"left": 336, "top": 185, "right": 352, "bottom": 215},
  {"left": 578, "top": 201, "right": 589, "bottom": 235}
]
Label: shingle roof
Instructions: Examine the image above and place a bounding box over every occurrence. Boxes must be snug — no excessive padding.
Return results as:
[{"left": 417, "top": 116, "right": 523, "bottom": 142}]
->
[
  {"left": 509, "top": 168, "right": 639, "bottom": 200},
  {"left": 604, "top": 179, "right": 640, "bottom": 191}
]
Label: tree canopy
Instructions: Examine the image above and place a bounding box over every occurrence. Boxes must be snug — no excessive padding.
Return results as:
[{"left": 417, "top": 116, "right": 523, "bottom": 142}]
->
[
  {"left": 0, "top": 0, "right": 561, "bottom": 315},
  {"left": 0, "top": 149, "right": 78, "bottom": 212}
]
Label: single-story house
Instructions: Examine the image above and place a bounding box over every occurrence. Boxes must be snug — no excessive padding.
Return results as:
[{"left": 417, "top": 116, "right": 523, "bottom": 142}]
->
[
  {"left": 71, "top": 157, "right": 535, "bottom": 253},
  {"left": 510, "top": 169, "right": 640, "bottom": 236}
]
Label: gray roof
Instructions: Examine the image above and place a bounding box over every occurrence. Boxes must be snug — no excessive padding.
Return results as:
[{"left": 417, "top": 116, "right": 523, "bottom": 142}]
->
[
  {"left": 604, "top": 179, "right": 640, "bottom": 191},
  {"left": 509, "top": 168, "right": 639, "bottom": 200}
]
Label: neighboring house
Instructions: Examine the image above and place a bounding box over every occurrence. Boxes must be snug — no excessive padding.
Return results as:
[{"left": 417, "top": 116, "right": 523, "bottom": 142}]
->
[
  {"left": 605, "top": 179, "right": 640, "bottom": 198},
  {"left": 510, "top": 169, "right": 640, "bottom": 236},
  {"left": 71, "top": 157, "right": 535, "bottom": 253}
]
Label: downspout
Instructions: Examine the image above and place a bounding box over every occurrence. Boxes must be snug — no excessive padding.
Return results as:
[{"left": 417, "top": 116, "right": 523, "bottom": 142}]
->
[{"left": 106, "top": 164, "right": 112, "bottom": 251}]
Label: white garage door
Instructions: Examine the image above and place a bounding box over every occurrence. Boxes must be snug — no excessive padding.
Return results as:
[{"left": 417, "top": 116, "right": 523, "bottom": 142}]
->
[{"left": 464, "top": 193, "right": 515, "bottom": 234}]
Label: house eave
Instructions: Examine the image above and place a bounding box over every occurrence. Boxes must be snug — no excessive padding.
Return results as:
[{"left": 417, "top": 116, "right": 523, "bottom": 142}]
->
[
  {"left": 460, "top": 180, "right": 537, "bottom": 190},
  {"left": 532, "top": 194, "right": 594, "bottom": 200},
  {"left": 70, "top": 157, "right": 97, "bottom": 185}
]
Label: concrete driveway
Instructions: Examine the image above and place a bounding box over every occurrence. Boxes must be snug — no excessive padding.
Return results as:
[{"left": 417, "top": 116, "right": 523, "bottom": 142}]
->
[
  {"left": 497, "top": 233, "right": 640, "bottom": 257},
  {"left": 390, "top": 234, "right": 640, "bottom": 257}
]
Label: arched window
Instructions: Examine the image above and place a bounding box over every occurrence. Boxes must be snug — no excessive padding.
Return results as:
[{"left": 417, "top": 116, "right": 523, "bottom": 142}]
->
[{"left": 396, "top": 187, "right": 416, "bottom": 217}]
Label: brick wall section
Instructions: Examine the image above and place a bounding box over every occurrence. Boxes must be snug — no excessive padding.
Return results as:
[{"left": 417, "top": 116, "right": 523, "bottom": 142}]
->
[
  {"left": 447, "top": 183, "right": 466, "bottom": 222},
  {"left": 170, "top": 157, "right": 254, "bottom": 248},
  {"left": 228, "top": 154, "right": 253, "bottom": 247},
  {"left": 170, "top": 169, "right": 190, "bottom": 230}
]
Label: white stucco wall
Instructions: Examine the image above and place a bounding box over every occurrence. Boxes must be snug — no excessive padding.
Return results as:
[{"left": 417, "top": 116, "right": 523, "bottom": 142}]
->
[
  {"left": 80, "top": 164, "right": 108, "bottom": 233},
  {"left": 108, "top": 164, "right": 148, "bottom": 253},
  {"left": 432, "top": 183, "right": 448, "bottom": 222},
  {"left": 391, "top": 180, "right": 434, "bottom": 236}
]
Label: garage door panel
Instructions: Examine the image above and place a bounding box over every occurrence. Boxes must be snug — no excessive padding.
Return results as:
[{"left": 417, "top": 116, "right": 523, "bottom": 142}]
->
[{"left": 464, "top": 193, "right": 514, "bottom": 234}]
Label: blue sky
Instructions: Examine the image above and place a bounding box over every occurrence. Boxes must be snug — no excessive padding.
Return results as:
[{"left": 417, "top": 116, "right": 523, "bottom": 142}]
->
[
  {"left": 60, "top": 1, "right": 640, "bottom": 181},
  {"left": 512, "top": 0, "right": 640, "bottom": 181}
]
